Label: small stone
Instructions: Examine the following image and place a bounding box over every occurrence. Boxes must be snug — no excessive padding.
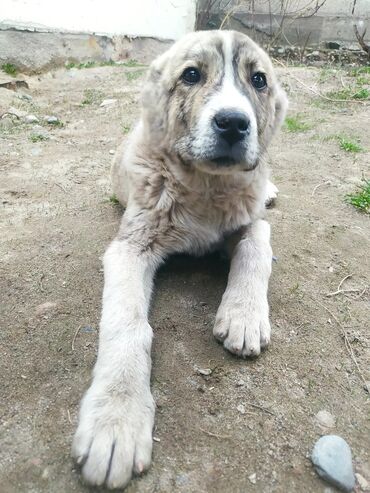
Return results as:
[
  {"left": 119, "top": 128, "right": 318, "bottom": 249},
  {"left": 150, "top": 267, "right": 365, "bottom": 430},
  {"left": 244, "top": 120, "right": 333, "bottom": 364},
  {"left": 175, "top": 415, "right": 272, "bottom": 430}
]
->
[
  {"left": 196, "top": 367, "right": 212, "bottom": 376},
  {"left": 35, "top": 301, "right": 58, "bottom": 317},
  {"left": 8, "top": 106, "right": 27, "bottom": 118},
  {"left": 237, "top": 404, "right": 246, "bottom": 414},
  {"left": 45, "top": 116, "right": 60, "bottom": 124},
  {"left": 41, "top": 467, "right": 49, "bottom": 479},
  {"left": 277, "top": 47, "right": 285, "bottom": 54},
  {"left": 311, "top": 435, "right": 355, "bottom": 492},
  {"left": 109, "top": 149, "right": 115, "bottom": 155},
  {"left": 356, "top": 473, "right": 369, "bottom": 491},
  {"left": 100, "top": 98, "right": 117, "bottom": 107},
  {"left": 248, "top": 472, "right": 257, "bottom": 484},
  {"left": 24, "top": 114, "right": 39, "bottom": 124},
  {"left": 80, "top": 326, "right": 94, "bottom": 333},
  {"left": 18, "top": 93, "right": 33, "bottom": 101},
  {"left": 315, "top": 410, "right": 336, "bottom": 429},
  {"left": 236, "top": 379, "right": 245, "bottom": 387}
]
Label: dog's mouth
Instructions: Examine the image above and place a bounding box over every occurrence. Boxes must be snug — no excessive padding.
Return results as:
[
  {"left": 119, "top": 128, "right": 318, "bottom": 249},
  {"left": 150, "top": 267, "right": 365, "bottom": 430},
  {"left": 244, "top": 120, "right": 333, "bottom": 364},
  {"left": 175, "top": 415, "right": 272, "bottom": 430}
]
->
[{"left": 210, "top": 156, "right": 237, "bottom": 166}]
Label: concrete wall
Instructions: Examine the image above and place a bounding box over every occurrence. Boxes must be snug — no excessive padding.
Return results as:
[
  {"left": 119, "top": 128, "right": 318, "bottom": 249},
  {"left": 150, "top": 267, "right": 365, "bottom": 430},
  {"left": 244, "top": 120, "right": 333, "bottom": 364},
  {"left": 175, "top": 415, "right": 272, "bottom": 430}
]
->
[
  {"left": 0, "top": 0, "right": 196, "bottom": 40},
  {"left": 197, "top": 0, "right": 370, "bottom": 49}
]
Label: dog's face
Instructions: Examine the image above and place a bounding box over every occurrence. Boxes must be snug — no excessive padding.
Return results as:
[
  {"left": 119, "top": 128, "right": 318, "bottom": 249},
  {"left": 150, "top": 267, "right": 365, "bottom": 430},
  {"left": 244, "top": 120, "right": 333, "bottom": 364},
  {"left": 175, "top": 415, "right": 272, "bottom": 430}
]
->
[{"left": 141, "top": 30, "right": 287, "bottom": 174}]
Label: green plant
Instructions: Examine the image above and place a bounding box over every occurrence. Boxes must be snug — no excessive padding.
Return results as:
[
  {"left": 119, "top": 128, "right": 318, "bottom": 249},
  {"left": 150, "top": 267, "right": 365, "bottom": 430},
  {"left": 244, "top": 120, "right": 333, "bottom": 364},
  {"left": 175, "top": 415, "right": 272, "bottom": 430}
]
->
[
  {"left": 81, "top": 89, "right": 104, "bottom": 105},
  {"left": 109, "top": 194, "right": 120, "bottom": 205},
  {"left": 122, "top": 124, "right": 131, "bottom": 134},
  {"left": 30, "top": 133, "right": 49, "bottom": 142},
  {"left": 125, "top": 70, "right": 146, "bottom": 82},
  {"left": 284, "top": 115, "right": 311, "bottom": 132},
  {"left": 2, "top": 63, "right": 18, "bottom": 76},
  {"left": 338, "top": 137, "right": 363, "bottom": 153},
  {"left": 66, "top": 60, "right": 117, "bottom": 70},
  {"left": 348, "top": 66, "right": 370, "bottom": 77},
  {"left": 345, "top": 180, "right": 370, "bottom": 213},
  {"left": 121, "top": 59, "right": 146, "bottom": 68},
  {"left": 326, "top": 87, "right": 370, "bottom": 101}
]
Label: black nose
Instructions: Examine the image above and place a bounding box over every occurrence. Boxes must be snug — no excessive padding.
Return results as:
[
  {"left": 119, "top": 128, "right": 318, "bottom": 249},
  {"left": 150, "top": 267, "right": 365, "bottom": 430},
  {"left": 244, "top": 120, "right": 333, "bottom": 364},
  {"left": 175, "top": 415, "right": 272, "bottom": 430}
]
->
[{"left": 213, "top": 110, "right": 250, "bottom": 146}]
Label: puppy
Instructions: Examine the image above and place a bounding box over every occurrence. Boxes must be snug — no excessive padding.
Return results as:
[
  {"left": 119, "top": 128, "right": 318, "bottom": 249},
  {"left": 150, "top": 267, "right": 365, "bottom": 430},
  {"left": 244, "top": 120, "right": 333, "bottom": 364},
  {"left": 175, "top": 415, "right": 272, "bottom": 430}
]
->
[{"left": 72, "top": 30, "right": 287, "bottom": 489}]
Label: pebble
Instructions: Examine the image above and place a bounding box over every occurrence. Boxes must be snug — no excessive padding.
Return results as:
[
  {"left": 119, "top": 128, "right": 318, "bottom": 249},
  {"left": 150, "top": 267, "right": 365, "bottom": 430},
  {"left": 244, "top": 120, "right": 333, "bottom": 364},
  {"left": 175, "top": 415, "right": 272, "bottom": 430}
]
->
[
  {"left": 17, "top": 93, "right": 33, "bottom": 101},
  {"left": 45, "top": 116, "right": 60, "bottom": 124},
  {"left": 236, "top": 379, "right": 245, "bottom": 387},
  {"left": 311, "top": 435, "right": 355, "bottom": 492},
  {"left": 109, "top": 149, "right": 115, "bottom": 155},
  {"left": 356, "top": 473, "right": 369, "bottom": 491},
  {"left": 100, "top": 98, "right": 117, "bottom": 107},
  {"left": 315, "top": 410, "right": 336, "bottom": 429},
  {"left": 248, "top": 472, "right": 257, "bottom": 484},
  {"left": 35, "top": 301, "right": 58, "bottom": 317},
  {"left": 24, "top": 114, "right": 39, "bottom": 124},
  {"left": 196, "top": 367, "right": 212, "bottom": 376},
  {"left": 237, "top": 404, "right": 246, "bottom": 414}
]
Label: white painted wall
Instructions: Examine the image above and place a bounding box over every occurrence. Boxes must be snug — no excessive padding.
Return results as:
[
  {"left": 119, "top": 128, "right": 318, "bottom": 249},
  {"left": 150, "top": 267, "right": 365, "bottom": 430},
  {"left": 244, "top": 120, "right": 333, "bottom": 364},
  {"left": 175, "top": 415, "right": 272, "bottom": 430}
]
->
[{"left": 0, "top": 0, "right": 196, "bottom": 40}]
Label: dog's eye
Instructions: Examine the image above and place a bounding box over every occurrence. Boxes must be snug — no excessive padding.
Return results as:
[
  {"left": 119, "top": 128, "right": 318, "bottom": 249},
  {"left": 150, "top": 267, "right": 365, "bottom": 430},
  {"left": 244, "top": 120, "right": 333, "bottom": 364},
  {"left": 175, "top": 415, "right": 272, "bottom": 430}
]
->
[
  {"left": 181, "top": 67, "right": 201, "bottom": 85},
  {"left": 251, "top": 72, "right": 267, "bottom": 90}
]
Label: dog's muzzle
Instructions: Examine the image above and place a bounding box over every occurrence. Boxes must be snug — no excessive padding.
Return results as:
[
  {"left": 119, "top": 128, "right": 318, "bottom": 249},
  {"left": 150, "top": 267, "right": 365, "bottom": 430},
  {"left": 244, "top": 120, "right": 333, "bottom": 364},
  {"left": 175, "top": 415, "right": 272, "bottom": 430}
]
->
[{"left": 210, "top": 110, "right": 250, "bottom": 165}]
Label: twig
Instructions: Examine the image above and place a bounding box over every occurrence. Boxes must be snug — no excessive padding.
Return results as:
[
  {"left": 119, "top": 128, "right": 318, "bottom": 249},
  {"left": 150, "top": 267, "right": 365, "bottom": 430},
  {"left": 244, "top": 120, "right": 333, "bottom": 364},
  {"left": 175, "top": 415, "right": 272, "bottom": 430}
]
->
[
  {"left": 72, "top": 325, "right": 81, "bottom": 350},
  {"left": 311, "top": 180, "right": 331, "bottom": 196},
  {"left": 67, "top": 408, "right": 72, "bottom": 425},
  {"left": 315, "top": 298, "right": 369, "bottom": 394},
  {"left": 54, "top": 182, "right": 69, "bottom": 194},
  {"left": 338, "top": 274, "right": 353, "bottom": 291},
  {"left": 244, "top": 402, "right": 276, "bottom": 416},
  {"left": 326, "top": 288, "right": 361, "bottom": 297},
  {"left": 198, "top": 427, "right": 231, "bottom": 439}
]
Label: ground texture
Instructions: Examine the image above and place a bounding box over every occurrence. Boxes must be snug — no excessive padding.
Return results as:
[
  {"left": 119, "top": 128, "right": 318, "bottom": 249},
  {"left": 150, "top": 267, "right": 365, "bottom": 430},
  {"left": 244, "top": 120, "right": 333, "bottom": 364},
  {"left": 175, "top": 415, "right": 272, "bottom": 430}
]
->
[{"left": 1, "top": 62, "right": 369, "bottom": 493}]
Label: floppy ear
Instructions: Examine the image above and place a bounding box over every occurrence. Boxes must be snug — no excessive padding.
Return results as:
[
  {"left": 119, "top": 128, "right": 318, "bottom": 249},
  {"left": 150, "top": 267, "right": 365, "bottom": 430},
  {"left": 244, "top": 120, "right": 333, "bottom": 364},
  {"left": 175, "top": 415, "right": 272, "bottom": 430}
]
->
[
  {"left": 140, "top": 53, "right": 172, "bottom": 136},
  {"left": 272, "top": 84, "right": 288, "bottom": 135},
  {"left": 263, "top": 83, "right": 288, "bottom": 145}
]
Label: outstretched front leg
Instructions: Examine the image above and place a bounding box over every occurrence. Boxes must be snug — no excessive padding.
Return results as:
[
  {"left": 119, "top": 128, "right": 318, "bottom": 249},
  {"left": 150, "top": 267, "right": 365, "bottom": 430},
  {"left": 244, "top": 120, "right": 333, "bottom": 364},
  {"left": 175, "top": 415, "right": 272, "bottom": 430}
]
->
[
  {"left": 213, "top": 220, "right": 272, "bottom": 357},
  {"left": 72, "top": 223, "right": 164, "bottom": 489}
]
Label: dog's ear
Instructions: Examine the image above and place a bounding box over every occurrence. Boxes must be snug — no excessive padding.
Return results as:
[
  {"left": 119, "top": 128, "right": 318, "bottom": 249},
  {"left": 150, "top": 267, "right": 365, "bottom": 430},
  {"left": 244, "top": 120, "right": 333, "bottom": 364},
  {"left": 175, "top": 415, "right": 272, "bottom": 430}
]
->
[
  {"left": 272, "top": 84, "right": 288, "bottom": 135},
  {"left": 141, "top": 52, "right": 172, "bottom": 135},
  {"left": 264, "top": 83, "right": 288, "bottom": 143}
]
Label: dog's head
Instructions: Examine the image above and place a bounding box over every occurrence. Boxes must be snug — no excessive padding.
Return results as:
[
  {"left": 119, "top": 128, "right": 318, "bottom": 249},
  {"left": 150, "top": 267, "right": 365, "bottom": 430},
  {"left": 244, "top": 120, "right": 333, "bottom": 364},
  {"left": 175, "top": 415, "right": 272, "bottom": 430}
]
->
[{"left": 141, "top": 30, "right": 287, "bottom": 174}]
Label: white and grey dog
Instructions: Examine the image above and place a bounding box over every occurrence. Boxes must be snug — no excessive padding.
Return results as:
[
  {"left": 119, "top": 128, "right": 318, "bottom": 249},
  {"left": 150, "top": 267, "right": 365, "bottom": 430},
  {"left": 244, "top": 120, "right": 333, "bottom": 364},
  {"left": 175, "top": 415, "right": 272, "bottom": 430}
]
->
[{"left": 72, "top": 30, "right": 288, "bottom": 489}]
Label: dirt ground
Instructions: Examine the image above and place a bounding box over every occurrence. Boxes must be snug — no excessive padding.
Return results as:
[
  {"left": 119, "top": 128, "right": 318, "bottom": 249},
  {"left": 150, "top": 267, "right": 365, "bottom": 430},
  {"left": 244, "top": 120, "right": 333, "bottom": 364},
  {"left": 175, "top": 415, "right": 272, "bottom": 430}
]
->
[{"left": 1, "top": 60, "right": 369, "bottom": 493}]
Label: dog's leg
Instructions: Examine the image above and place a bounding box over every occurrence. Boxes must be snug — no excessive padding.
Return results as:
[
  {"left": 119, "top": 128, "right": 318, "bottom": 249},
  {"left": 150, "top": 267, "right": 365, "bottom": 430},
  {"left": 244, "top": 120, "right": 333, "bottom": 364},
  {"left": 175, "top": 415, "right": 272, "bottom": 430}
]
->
[
  {"left": 213, "top": 219, "right": 272, "bottom": 357},
  {"left": 72, "top": 237, "right": 162, "bottom": 489}
]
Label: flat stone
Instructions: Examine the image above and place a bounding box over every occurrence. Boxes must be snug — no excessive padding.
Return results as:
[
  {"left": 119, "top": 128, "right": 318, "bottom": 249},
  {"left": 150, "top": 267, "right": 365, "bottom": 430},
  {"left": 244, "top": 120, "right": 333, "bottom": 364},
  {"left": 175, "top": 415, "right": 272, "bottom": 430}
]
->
[
  {"left": 311, "top": 435, "right": 355, "bottom": 492},
  {"left": 315, "top": 410, "right": 336, "bottom": 429},
  {"left": 355, "top": 473, "right": 369, "bottom": 491},
  {"left": 100, "top": 98, "right": 117, "bottom": 107},
  {"left": 24, "top": 114, "right": 39, "bottom": 124}
]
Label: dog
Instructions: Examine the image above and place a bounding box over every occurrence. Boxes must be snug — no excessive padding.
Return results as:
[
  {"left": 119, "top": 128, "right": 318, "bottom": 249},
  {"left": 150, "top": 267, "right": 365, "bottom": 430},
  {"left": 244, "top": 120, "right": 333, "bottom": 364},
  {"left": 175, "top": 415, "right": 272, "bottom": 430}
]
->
[{"left": 72, "top": 29, "right": 288, "bottom": 489}]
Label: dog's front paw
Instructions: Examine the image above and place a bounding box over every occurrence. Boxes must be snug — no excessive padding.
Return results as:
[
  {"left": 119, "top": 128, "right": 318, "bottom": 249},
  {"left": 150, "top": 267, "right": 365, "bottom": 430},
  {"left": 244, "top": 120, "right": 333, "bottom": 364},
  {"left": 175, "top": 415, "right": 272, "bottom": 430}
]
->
[
  {"left": 213, "top": 292, "right": 270, "bottom": 357},
  {"left": 265, "top": 180, "right": 279, "bottom": 208},
  {"left": 72, "top": 383, "right": 155, "bottom": 490}
]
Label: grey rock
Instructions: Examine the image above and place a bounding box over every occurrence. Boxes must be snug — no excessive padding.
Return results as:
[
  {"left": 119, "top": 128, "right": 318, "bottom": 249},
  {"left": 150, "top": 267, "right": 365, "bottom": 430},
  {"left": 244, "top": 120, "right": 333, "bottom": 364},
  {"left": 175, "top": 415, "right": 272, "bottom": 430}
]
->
[
  {"left": 24, "top": 114, "right": 39, "bottom": 124},
  {"left": 312, "top": 435, "right": 355, "bottom": 492},
  {"left": 45, "top": 115, "right": 60, "bottom": 124}
]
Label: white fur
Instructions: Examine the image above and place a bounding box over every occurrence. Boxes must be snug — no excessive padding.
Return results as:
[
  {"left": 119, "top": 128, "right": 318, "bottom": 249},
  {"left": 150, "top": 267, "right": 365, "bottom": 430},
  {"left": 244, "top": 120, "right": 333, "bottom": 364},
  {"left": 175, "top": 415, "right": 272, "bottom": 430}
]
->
[
  {"left": 214, "top": 220, "right": 272, "bottom": 357},
  {"left": 72, "top": 241, "right": 160, "bottom": 488},
  {"left": 192, "top": 32, "right": 258, "bottom": 165}
]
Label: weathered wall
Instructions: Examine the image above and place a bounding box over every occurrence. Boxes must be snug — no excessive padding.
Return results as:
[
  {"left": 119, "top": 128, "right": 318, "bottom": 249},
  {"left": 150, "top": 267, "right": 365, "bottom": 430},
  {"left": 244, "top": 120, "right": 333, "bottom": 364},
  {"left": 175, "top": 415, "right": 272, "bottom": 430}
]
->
[
  {"left": 1, "top": 0, "right": 196, "bottom": 40},
  {"left": 0, "top": 0, "right": 195, "bottom": 72},
  {"left": 197, "top": 0, "right": 370, "bottom": 49}
]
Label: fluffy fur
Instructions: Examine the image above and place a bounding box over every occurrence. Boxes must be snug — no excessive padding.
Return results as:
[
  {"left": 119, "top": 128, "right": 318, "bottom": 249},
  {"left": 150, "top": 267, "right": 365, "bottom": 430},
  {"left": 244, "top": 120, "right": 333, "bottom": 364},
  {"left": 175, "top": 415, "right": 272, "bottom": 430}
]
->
[{"left": 72, "top": 30, "right": 287, "bottom": 489}]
